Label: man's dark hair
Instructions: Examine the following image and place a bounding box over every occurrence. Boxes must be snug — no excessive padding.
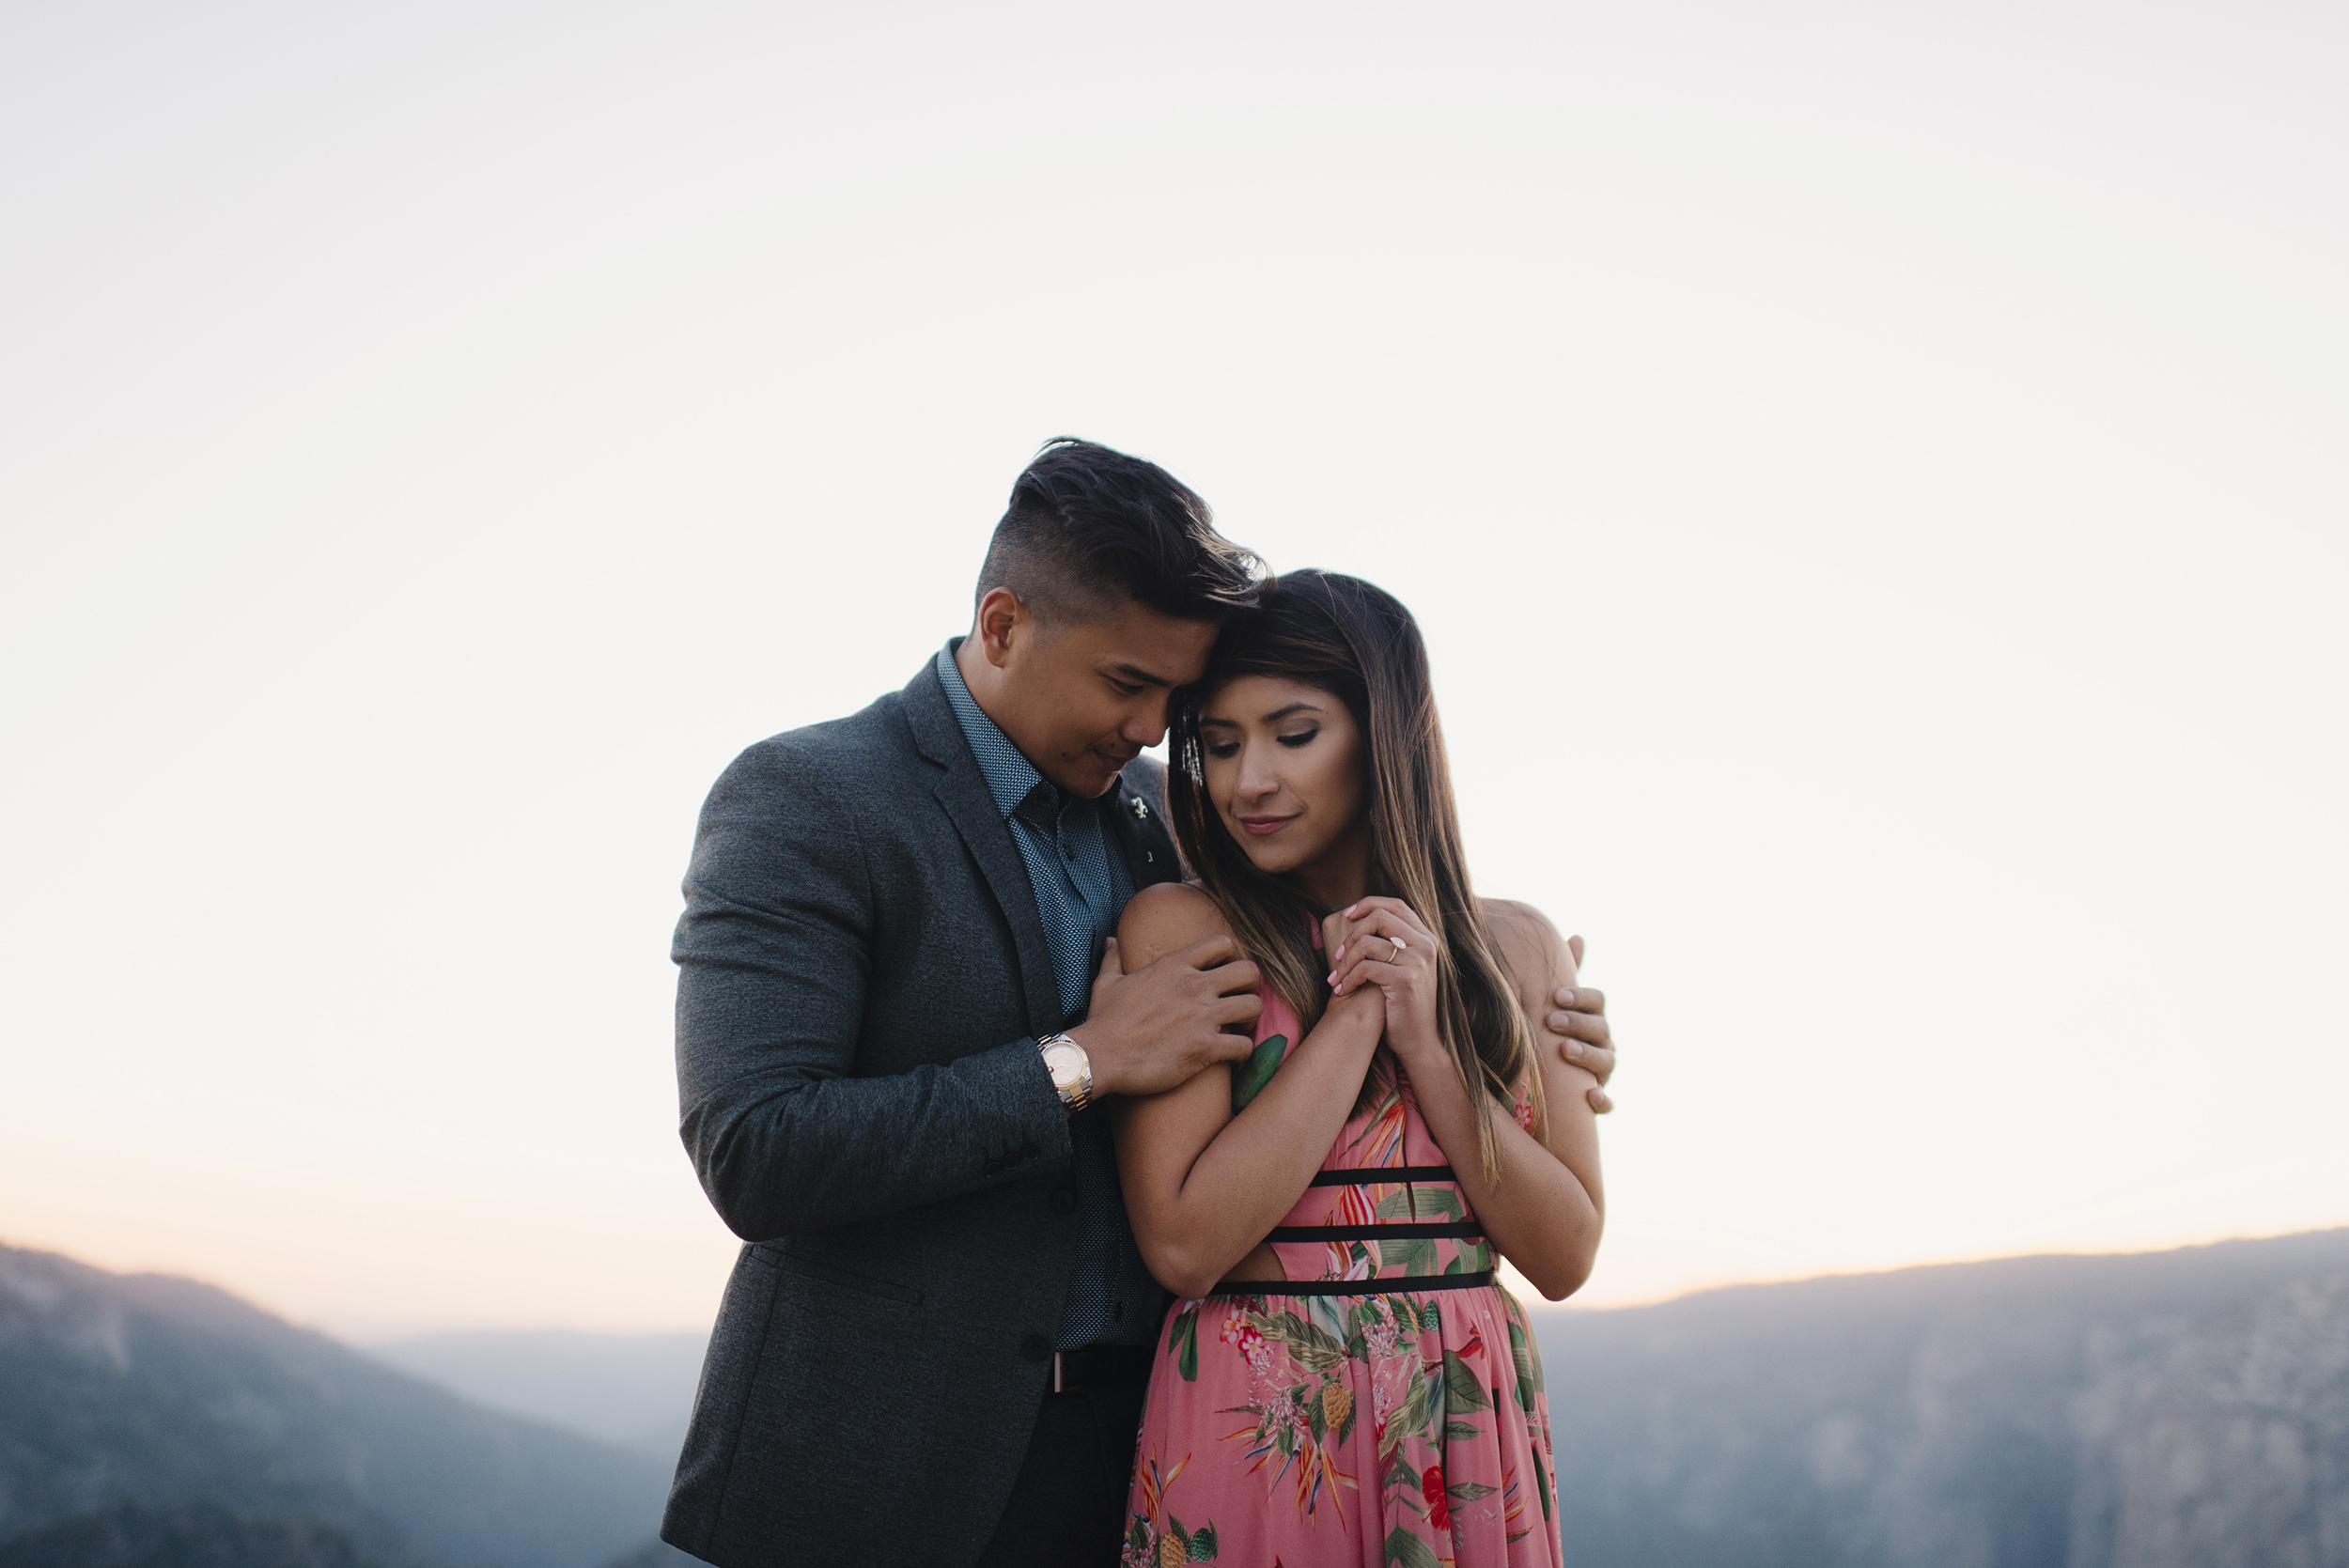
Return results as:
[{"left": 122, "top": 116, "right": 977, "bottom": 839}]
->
[{"left": 976, "top": 438, "right": 1262, "bottom": 626}]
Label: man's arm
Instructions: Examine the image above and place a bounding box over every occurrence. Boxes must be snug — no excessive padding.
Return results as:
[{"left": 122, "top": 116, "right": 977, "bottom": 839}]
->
[{"left": 672, "top": 741, "right": 1071, "bottom": 1243}]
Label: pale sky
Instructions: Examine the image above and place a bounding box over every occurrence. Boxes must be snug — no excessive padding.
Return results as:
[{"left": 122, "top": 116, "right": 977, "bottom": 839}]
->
[{"left": 2, "top": 1, "right": 2342, "bottom": 1338}]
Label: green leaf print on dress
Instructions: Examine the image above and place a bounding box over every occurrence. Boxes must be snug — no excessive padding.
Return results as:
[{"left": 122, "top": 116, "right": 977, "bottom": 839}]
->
[
  {"left": 1172, "top": 1304, "right": 1201, "bottom": 1381},
  {"left": 1230, "top": 1034, "right": 1288, "bottom": 1111},
  {"left": 1442, "top": 1348, "right": 1492, "bottom": 1413},
  {"left": 1384, "top": 1527, "right": 1442, "bottom": 1568},
  {"left": 1507, "top": 1317, "right": 1538, "bottom": 1412},
  {"left": 1261, "top": 1309, "right": 1346, "bottom": 1374},
  {"left": 1376, "top": 1186, "right": 1463, "bottom": 1222}
]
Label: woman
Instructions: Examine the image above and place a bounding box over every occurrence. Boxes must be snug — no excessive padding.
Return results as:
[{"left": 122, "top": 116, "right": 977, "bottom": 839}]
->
[{"left": 1112, "top": 570, "right": 1604, "bottom": 1568}]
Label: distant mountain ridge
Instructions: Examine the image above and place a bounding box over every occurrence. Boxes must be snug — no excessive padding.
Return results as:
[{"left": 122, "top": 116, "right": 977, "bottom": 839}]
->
[
  {"left": 9, "top": 1229, "right": 2346, "bottom": 1568},
  {"left": 0, "top": 1244, "right": 671, "bottom": 1568},
  {"left": 0, "top": 1502, "right": 380, "bottom": 1568},
  {"left": 364, "top": 1331, "right": 705, "bottom": 1458},
  {"left": 1532, "top": 1227, "right": 2349, "bottom": 1568}
]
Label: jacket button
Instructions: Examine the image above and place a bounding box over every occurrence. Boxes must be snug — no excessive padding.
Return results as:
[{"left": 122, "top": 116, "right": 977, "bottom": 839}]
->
[
  {"left": 1021, "top": 1334, "right": 1050, "bottom": 1361},
  {"left": 1021, "top": 1140, "right": 1041, "bottom": 1162},
  {"left": 1050, "top": 1188, "right": 1076, "bottom": 1215}
]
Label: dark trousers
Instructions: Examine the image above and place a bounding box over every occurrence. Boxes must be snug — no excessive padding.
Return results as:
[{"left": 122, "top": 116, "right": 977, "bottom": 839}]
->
[{"left": 973, "top": 1377, "right": 1148, "bottom": 1568}]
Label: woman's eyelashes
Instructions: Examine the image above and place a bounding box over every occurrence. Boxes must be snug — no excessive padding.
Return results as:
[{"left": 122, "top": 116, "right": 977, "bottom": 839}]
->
[{"left": 1204, "top": 727, "right": 1317, "bottom": 760}]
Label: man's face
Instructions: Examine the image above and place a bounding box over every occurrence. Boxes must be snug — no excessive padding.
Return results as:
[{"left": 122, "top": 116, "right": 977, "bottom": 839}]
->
[{"left": 981, "top": 594, "right": 1220, "bottom": 799}]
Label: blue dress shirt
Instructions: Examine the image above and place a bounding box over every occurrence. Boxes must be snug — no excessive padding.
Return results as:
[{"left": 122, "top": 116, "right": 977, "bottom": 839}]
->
[{"left": 936, "top": 642, "right": 1154, "bottom": 1348}]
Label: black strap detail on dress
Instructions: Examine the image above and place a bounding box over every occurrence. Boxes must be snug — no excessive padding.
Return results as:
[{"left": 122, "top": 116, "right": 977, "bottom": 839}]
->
[
  {"left": 1209, "top": 1270, "right": 1496, "bottom": 1298},
  {"left": 1308, "top": 1164, "right": 1456, "bottom": 1188},
  {"left": 1266, "top": 1221, "right": 1486, "bottom": 1241}
]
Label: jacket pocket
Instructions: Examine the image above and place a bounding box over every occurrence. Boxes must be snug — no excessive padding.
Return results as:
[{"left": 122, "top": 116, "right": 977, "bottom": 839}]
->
[{"left": 751, "top": 1242, "right": 925, "bottom": 1306}]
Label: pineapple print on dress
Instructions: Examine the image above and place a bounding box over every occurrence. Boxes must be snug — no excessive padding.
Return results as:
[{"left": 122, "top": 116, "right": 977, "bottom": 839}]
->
[{"left": 1126, "top": 1451, "right": 1220, "bottom": 1566}]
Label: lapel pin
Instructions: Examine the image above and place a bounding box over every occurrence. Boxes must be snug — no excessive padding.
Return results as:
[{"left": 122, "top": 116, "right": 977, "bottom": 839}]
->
[{"left": 1128, "top": 796, "right": 1150, "bottom": 819}]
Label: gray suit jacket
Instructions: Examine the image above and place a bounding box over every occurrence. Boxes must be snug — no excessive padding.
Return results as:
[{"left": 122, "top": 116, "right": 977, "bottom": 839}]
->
[{"left": 661, "top": 657, "right": 1180, "bottom": 1568}]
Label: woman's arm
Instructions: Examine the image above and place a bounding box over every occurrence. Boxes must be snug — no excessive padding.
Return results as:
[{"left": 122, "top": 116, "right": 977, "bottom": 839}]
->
[
  {"left": 1327, "top": 896, "right": 1605, "bottom": 1300},
  {"left": 1109, "top": 883, "right": 1388, "bottom": 1299}
]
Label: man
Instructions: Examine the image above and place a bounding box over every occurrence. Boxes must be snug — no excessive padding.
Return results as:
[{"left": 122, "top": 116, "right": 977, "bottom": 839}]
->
[{"left": 661, "top": 440, "right": 1615, "bottom": 1567}]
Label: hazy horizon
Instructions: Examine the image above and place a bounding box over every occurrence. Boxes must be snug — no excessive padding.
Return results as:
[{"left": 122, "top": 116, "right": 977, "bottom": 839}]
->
[
  {"left": 3, "top": 1, "right": 2343, "bottom": 1338},
  {"left": 339, "top": 1220, "right": 2349, "bottom": 1338},
  {"left": 13, "top": 1220, "right": 2349, "bottom": 1346}
]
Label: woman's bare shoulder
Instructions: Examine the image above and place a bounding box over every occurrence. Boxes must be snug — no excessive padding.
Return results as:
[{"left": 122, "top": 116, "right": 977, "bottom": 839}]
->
[
  {"left": 1478, "top": 897, "right": 1571, "bottom": 1001},
  {"left": 1118, "top": 880, "right": 1234, "bottom": 967}
]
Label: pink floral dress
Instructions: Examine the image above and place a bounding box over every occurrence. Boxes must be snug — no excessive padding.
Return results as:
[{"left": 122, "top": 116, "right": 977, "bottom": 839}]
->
[{"left": 1122, "top": 983, "right": 1561, "bottom": 1568}]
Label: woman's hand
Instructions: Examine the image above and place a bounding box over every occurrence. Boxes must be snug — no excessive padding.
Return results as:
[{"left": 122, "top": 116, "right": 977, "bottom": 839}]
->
[
  {"left": 1315, "top": 919, "right": 1389, "bottom": 1036},
  {"left": 1325, "top": 896, "right": 1445, "bottom": 1067}
]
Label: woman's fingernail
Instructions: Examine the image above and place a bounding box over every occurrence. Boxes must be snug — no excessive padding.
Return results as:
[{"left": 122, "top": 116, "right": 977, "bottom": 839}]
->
[
  {"left": 1565, "top": 1040, "right": 1585, "bottom": 1060},
  {"left": 1332, "top": 943, "right": 1346, "bottom": 961},
  {"left": 1327, "top": 971, "right": 1339, "bottom": 986}
]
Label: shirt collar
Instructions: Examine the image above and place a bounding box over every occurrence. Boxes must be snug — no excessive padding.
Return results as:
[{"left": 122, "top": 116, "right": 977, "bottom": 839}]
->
[{"left": 935, "top": 640, "right": 1052, "bottom": 822}]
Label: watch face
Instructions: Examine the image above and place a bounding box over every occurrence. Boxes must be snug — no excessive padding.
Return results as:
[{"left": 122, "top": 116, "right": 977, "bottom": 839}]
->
[{"left": 1044, "top": 1043, "right": 1087, "bottom": 1093}]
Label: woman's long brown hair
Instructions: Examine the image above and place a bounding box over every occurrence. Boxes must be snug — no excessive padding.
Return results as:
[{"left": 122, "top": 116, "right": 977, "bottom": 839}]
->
[{"left": 1168, "top": 569, "right": 1541, "bottom": 1183}]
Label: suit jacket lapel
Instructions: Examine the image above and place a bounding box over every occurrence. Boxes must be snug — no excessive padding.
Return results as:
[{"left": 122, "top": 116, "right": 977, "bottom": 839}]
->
[{"left": 900, "top": 660, "right": 1063, "bottom": 1034}]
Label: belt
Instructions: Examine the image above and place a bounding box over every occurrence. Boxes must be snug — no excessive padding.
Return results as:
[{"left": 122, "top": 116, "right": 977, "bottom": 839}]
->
[
  {"left": 1208, "top": 1270, "right": 1495, "bottom": 1297},
  {"left": 1308, "top": 1163, "right": 1457, "bottom": 1187},
  {"left": 1050, "top": 1343, "right": 1154, "bottom": 1393}
]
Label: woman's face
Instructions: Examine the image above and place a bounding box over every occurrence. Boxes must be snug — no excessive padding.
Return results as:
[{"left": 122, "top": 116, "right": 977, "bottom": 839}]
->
[{"left": 1196, "top": 674, "right": 1369, "bottom": 890}]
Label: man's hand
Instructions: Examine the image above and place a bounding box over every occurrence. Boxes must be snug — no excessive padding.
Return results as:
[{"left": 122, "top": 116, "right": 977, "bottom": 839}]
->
[
  {"left": 1070, "top": 935, "right": 1262, "bottom": 1098},
  {"left": 1548, "top": 933, "right": 1616, "bottom": 1113}
]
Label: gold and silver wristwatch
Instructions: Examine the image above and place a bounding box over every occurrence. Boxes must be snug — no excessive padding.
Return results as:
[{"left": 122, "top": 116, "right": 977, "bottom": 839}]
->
[{"left": 1038, "top": 1033, "right": 1093, "bottom": 1115}]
